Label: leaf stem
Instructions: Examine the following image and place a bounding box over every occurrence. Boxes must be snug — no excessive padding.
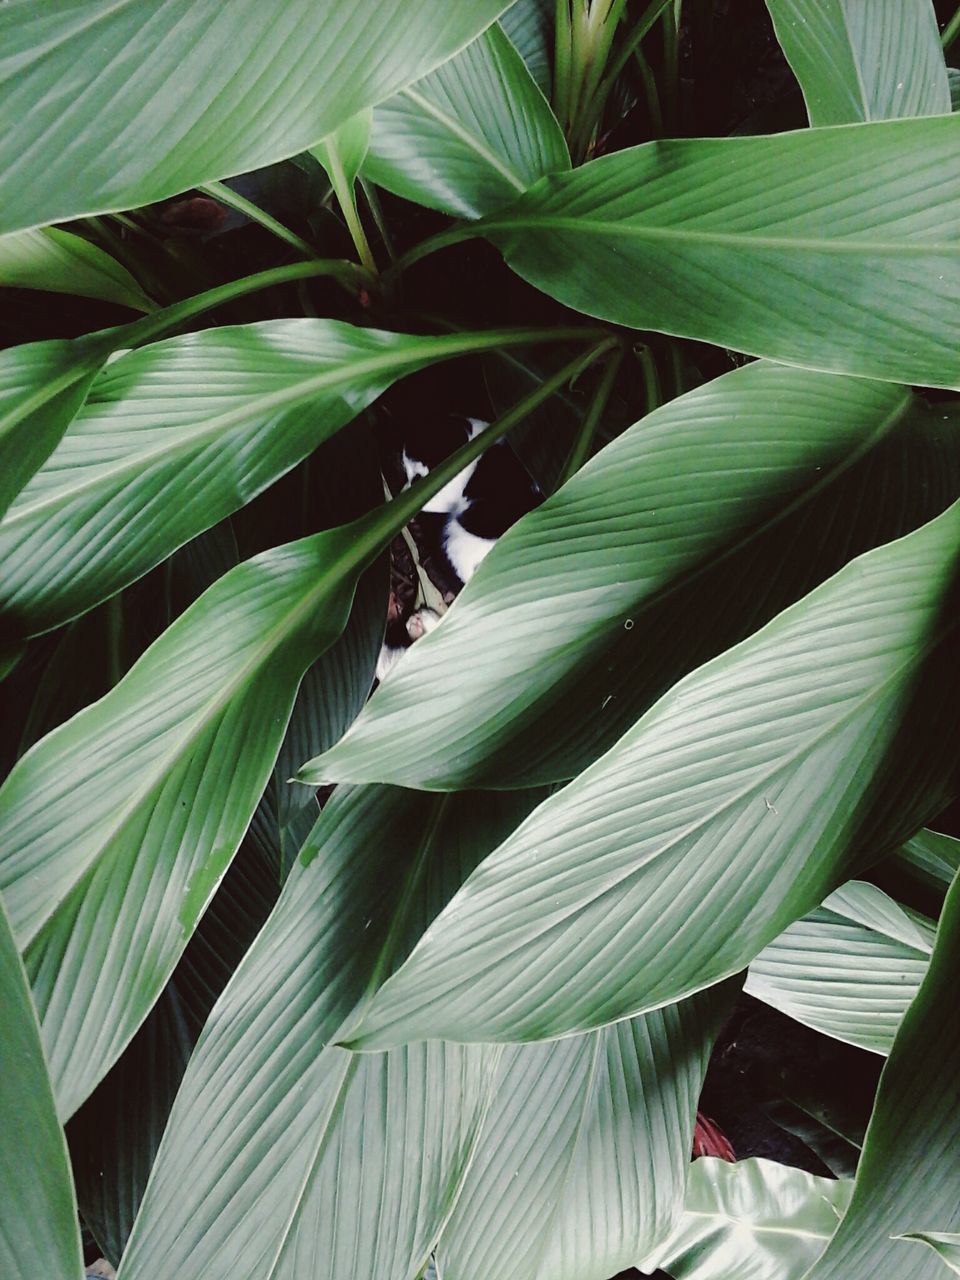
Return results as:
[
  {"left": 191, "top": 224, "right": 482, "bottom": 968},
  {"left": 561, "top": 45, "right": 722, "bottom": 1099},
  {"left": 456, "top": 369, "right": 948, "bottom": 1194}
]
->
[
  {"left": 635, "top": 342, "right": 662, "bottom": 415},
  {"left": 359, "top": 179, "right": 397, "bottom": 263},
  {"left": 942, "top": 4, "right": 960, "bottom": 51},
  {"left": 554, "top": 0, "right": 575, "bottom": 127},
  {"left": 324, "top": 149, "right": 379, "bottom": 275},
  {"left": 197, "top": 180, "right": 320, "bottom": 262},
  {"left": 349, "top": 338, "right": 618, "bottom": 566},
  {"left": 118, "top": 259, "right": 374, "bottom": 349},
  {"left": 557, "top": 345, "right": 623, "bottom": 483},
  {"left": 386, "top": 222, "right": 484, "bottom": 280}
]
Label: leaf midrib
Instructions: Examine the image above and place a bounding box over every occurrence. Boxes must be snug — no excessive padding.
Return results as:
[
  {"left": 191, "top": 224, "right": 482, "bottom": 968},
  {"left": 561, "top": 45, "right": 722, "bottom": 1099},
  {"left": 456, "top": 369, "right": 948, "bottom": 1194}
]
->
[
  {"left": 483, "top": 215, "right": 957, "bottom": 254},
  {"left": 400, "top": 84, "right": 528, "bottom": 193}
]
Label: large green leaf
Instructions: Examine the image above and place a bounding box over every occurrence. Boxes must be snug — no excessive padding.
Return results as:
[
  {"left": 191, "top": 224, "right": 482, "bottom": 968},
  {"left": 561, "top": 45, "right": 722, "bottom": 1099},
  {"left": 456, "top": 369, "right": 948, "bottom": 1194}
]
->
[
  {"left": 0, "top": 390, "right": 564, "bottom": 1117},
  {"left": 803, "top": 868, "right": 960, "bottom": 1279},
  {"left": 499, "top": 0, "right": 553, "bottom": 96},
  {"left": 0, "top": 227, "right": 154, "bottom": 311},
  {"left": 0, "top": 319, "right": 539, "bottom": 639},
  {"left": 0, "top": 523, "right": 361, "bottom": 1118},
  {"left": 745, "top": 880, "right": 934, "bottom": 1054},
  {"left": 363, "top": 22, "right": 568, "bottom": 219},
  {"left": 118, "top": 785, "right": 544, "bottom": 1280},
  {"left": 766, "top": 0, "right": 950, "bottom": 126},
  {"left": 346, "top": 500, "right": 960, "bottom": 1048},
  {"left": 898, "top": 1235, "right": 960, "bottom": 1275},
  {"left": 639, "top": 1158, "right": 852, "bottom": 1279},
  {"left": 0, "top": 333, "right": 112, "bottom": 520},
  {"left": 0, "top": 895, "right": 83, "bottom": 1280},
  {"left": 0, "top": 0, "right": 512, "bottom": 234},
  {"left": 0, "top": 261, "right": 360, "bottom": 522},
  {"left": 477, "top": 116, "right": 960, "bottom": 386},
  {"left": 67, "top": 826, "right": 280, "bottom": 1266},
  {"left": 309, "top": 366, "right": 958, "bottom": 790},
  {"left": 435, "top": 988, "right": 733, "bottom": 1280}
]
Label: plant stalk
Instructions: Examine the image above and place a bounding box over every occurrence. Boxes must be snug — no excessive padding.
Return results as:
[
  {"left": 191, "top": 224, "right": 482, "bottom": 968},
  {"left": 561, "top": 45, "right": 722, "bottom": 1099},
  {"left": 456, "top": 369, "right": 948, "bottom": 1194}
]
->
[
  {"left": 198, "top": 180, "right": 320, "bottom": 262},
  {"left": 558, "top": 345, "right": 623, "bottom": 484}
]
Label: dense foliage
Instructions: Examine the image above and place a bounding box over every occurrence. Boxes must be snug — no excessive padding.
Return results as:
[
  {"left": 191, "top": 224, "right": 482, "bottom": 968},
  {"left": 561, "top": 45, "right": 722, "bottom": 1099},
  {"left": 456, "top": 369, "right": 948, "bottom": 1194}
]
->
[{"left": 1, "top": 3, "right": 959, "bottom": 1279}]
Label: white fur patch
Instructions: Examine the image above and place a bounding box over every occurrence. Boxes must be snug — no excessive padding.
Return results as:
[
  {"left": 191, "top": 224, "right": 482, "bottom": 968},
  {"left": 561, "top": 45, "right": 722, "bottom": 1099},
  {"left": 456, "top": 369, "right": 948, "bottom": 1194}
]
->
[{"left": 444, "top": 518, "right": 495, "bottom": 583}]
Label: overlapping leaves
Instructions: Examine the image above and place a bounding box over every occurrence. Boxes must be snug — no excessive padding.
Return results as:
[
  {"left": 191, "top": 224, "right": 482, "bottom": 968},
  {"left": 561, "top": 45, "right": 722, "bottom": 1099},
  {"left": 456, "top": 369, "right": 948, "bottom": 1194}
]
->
[
  {"left": 0, "top": 0, "right": 512, "bottom": 233},
  {"left": 312, "top": 366, "right": 959, "bottom": 789},
  {"left": 346, "top": 501, "right": 960, "bottom": 1047}
]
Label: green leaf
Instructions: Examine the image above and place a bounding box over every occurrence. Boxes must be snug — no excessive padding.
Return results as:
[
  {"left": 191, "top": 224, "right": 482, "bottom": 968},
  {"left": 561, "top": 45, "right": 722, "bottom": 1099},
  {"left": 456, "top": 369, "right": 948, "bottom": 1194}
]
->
[
  {"left": 499, "top": 1, "right": 553, "bottom": 96},
  {"left": 0, "top": 319, "right": 559, "bottom": 640},
  {"left": 639, "top": 1158, "right": 852, "bottom": 1279},
  {"left": 0, "top": 389, "right": 570, "bottom": 1118},
  {"left": 363, "top": 23, "right": 569, "bottom": 219},
  {"left": 272, "top": 561, "right": 386, "bottom": 865},
  {"left": 0, "top": 0, "right": 513, "bottom": 234},
  {"left": 310, "top": 365, "right": 958, "bottom": 790},
  {"left": 0, "top": 227, "right": 154, "bottom": 311},
  {"left": 0, "top": 333, "right": 111, "bottom": 520},
  {"left": 897, "top": 1234, "right": 960, "bottom": 1275},
  {"left": 803, "top": 868, "right": 960, "bottom": 1279},
  {"left": 0, "top": 482, "right": 410, "bottom": 1116},
  {"left": 118, "top": 785, "right": 545, "bottom": 1280},
  {"left": 745, "top": 880, "right": 935, "bottom": 1054},
  {"left": 478, "top": 116, "right": 960, "bottom": 387},
  {"left": 766, "top": 0, "right": 950, "bottom": 125},
  {"left": 435, "top": 987, "right": 734, "bottom": 1280},
  {"left": 0, "top": 261, "right": 367, "bottom": 521},
  {"left": 345, "top": 500, "right": 960, "bottom": 1048},
  {"left": 67, "top": 829, "right": 280, "bottom": 1266},
  {"left": 311, "top": 110, "right": 373, "bottom": 192},
  {"left": 0, "top": 894, "right": 83, "bottom": 1280}
]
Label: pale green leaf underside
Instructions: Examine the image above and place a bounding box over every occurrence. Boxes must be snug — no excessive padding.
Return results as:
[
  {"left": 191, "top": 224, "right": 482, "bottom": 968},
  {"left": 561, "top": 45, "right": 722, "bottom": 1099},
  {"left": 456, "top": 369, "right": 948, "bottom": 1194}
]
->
[
  {"left": 0, "top": 227, "right": 153, "bottom": 311},
  {"left": 746, "top": 880, "right": 934, "bottom": 1054},
  {"left": 804, "top": 869, "right": 960, "bottom": 1279},
  {"left": 119, "top": 786, "right": 543, "bottom": 1280},
  {"left": 480, "top": 115, "right": 960, "bottom": 387},
  {"left": 0, "top": 896, "right": 83, "bottom": 1280},
  {"left": 347, "top": 501, "right": 960, "bottom": 1048},
  {"left": 640, "top": 1158, "right": 852, "bottom": 1280},
  {"left": 766, "top": 0, "right": 950, "bottom": 126},
  {"left": 310, "top": 363, "right": 953, "bottom": 791},
  {"left": 436, "top": 987, "right": 731, "bottom": 1280},
  {"left": 364, "top": 22, "right": 569, "bottom": 219},
  {"left": 0, "top": 0, "right": 512, "bottom": 234}
]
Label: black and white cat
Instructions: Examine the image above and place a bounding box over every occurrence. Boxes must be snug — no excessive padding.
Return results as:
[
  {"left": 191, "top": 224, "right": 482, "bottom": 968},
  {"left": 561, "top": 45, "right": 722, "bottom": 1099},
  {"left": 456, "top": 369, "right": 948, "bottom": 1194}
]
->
[{"left": 377, "top": 414, "right": 541, "bottom": 680}]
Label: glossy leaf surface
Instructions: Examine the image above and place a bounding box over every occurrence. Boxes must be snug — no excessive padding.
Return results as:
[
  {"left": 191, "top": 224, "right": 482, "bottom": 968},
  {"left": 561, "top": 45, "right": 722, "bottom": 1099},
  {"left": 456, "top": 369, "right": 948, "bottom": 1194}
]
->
[
  {"left": 0, "top": 227, "right": 153, "bottom": 310},
  {"left": 119, "top": 785, "right": 543, "bottom": 1280},
  {"left": 640, "top": 1158, "right": 852, "bottom": 1279},
  {"left": 0, "top": 510, "right": 388, "bottom": 1117},
  {"left": 311, "top": 367, "right": 958, "bottom": 790},
  {"left": 897, "top": 1234, "right": 960, "bottom": 1275},
  {"left": 347, "top": 501, "right": 960, "bottom": 1047},
  {"left": 0, "top": 896, "right": 83, "bottom": 1280},
  {"left": 0, "top": 319, "right": 514, "bottom": 639},
  {"left": 0, "top": 333, "right": 111, "bottom": 520},
  {"left": 436, "top": 988, "right": 732, "bottom": 1280},
  {"left": 0, "top": 0, "right": 511, "bottom": 233},
  {"left": 364, "top": 22, "right": 568, "bottom": 219},
  {"left": 746, "top": 880, "right": 934, "bottom": 1054},
  {"left": 804, "top": 869, "right": 960, "bottom": 1279},
  {"left": 479, "top": 116, "right": 960, "bottom": 386},
  {"left": 766, "top": 0, "right": 950, "bottom": 125}
]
